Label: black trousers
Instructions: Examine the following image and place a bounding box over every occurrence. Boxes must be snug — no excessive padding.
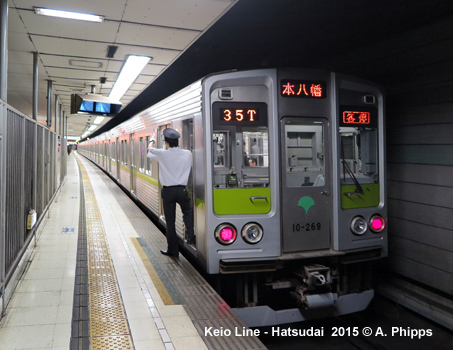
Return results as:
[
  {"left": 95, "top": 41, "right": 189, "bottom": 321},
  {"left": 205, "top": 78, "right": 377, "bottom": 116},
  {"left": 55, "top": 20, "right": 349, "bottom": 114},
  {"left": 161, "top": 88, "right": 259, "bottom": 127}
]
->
[{"left": 161, "top": 186, "right": 194, "bottom": 255}]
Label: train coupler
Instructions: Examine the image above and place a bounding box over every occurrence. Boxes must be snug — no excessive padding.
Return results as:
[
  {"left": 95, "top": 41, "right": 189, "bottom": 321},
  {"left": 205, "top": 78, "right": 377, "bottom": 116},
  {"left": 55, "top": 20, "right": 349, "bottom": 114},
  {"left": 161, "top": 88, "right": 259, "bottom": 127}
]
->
[
  {"left": 302, "top": 264, "right": 332, "bottom": 288},
  {"left": 291, "top": 264, "right": 334, "bottom": 309}
]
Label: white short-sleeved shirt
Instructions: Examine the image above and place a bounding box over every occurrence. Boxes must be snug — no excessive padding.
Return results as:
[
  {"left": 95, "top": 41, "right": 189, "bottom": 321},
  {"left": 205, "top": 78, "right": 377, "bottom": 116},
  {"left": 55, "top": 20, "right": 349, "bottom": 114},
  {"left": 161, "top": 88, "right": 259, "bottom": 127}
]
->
[{"left": 147, "top": 147, "right": 192, "bottom": 186}]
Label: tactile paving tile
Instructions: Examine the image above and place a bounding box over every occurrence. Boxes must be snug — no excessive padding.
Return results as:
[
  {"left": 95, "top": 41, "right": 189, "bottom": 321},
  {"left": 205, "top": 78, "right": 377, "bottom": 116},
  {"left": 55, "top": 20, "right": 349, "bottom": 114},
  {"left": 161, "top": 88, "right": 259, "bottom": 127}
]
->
[
  {"left": 90, "top": 319, "right": 130, "bottom": 336},
  {"left": 88, "top": 254, "right": 112, "bottom": 263},
  {"left": 89, "top": 283, "right": 120, "bottom": 295},
  {"left": 89, "top": 274, "right": 117, "bottom": 284},
  {"left": 89, "top": 303, "right": 127, "bottom": 321},
  {"left": 91, "top": 335, "right": 134, "bottom": 350},
  {"left": 90, "top": 293, "right": 123, "bottom": 307},
  {"left": 87, "top": 260, "right": 114, "bottom": 269},
  {"left": 88, "top": 267, "right": 115, "bottom": 275}
]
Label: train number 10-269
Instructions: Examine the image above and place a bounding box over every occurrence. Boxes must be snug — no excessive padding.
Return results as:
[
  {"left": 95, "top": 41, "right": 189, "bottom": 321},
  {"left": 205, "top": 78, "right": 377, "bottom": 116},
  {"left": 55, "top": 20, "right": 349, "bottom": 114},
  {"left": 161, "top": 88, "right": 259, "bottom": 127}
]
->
[{"left": 292, "top": 222, "right": 321, "bottom": 232}]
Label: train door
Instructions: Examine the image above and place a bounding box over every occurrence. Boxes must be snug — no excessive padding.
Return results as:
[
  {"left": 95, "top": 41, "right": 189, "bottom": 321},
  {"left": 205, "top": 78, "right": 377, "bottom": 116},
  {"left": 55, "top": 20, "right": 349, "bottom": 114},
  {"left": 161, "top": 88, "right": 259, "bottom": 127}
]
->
[
  {"left": 181, "top": 118, "right": 195, "bottom": 244},
  {"left": 129, "top": 133, "right": 136, "bottom": 194},
  {"left": 280, "top": 117, "right": 331, "bottom": 252},
  {"left": 157, "top": 124, "right": 170, "bottom": 223}
]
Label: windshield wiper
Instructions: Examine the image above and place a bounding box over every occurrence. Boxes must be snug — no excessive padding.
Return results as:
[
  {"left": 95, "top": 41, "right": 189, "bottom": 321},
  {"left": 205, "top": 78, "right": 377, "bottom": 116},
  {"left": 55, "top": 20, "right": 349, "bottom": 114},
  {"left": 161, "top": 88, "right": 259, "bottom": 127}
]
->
[
  {"left": 341, "top": 159, "right": 363, "bottom": 196},
  {"left": 341, "top": 137, "right": 363, "bottom": 196}
]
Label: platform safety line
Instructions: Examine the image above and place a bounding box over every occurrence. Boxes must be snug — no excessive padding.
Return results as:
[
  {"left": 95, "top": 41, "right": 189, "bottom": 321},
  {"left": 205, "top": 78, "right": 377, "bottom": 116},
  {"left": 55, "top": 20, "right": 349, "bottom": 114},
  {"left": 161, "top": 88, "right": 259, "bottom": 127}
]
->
[
  {"left": 76, "top": 156, "right": 134, "bottom": 350},
  {"left": 130, "top": 238, "right": 175, "bottom": 305},
  {"left": 77, "top": 155, "right": 176, "bottom": 350}
]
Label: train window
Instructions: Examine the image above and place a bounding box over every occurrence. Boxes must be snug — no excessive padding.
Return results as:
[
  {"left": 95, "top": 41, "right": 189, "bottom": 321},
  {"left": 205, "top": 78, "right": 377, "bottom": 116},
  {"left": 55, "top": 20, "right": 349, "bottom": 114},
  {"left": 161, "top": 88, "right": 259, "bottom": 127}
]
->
[
  {"left": 122, "top": 140, "right": 127, "bottom": 165},
  {"left": 339, "top": 127, "right": 378, "bottom": 184},
  {"left": 138, "top": 137, "right": 145, "bottom": 172},
  {"left": 213, "top": 132, "right": 229, "bottom": 168},
  {"left": 284, "top": 121, "right": 325, "bottom": 187},
  {"left": 145, "top": 136, "right": 152, "bottom": 175},
  {"left": 243, "top": 130, "right": 268, "bottom": 167},
  {"left": 119, "top": 141, "right": 123, "bottom": 163},
  {"left": 212, "top": 128, "right": 269, "bottom": 189},
  {"left": 111, "top": 141, "right": 115, "bottom": 162},
  {"left": 242, "top": 129, "right": 269, "bottom": 188}
]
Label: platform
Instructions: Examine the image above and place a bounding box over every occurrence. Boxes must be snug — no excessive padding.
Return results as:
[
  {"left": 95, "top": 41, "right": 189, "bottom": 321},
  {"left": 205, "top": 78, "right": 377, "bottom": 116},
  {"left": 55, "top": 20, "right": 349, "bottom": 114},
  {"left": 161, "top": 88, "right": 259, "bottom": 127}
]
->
[{"left": 0, "top": 153, "right": 266, "bottom": 350}]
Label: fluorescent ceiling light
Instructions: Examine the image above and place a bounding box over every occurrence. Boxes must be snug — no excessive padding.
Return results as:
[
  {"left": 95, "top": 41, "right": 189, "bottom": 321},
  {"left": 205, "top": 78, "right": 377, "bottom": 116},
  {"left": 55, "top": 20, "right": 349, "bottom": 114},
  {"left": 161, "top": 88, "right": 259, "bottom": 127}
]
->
[
  {"left": 93, "top": 116, "right": 105, "bottom": 125},
  {"left": 34, "top": 7, "right": 104, "bottom": 23},
  {"left": 88, "top": 125, "right": 97, "bottom": 131},
  {"left": 109, "top": 55, "right": 151, "bottom": 101}
]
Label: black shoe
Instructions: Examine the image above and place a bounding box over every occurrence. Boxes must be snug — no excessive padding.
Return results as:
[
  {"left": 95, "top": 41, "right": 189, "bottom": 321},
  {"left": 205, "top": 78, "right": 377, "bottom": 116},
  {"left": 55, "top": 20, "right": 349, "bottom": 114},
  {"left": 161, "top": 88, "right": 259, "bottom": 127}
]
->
[
  {"left": 186, "top": 237, "right": 196, "bottom": 245},
  {"left": 160, "top": 249, "right": 179, "bottom": 258}
]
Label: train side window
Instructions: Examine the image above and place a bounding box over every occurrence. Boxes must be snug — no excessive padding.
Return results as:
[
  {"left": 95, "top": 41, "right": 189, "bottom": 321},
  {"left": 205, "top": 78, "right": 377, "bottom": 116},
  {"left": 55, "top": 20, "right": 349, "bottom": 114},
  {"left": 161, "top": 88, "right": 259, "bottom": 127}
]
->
[
  {"left": 122, "top": 140, "right": 127, "bottom": 165},
  {"left": 111, "top": 141, "right": 115, "bottom": 162},
  {"left": 145, "top": 136, "right": 151, "bottom": 175},
  {"left": 119, "top": 141, "right": 123, "bottom": 164},
  {"left": 116, "top": 138, "right": 120, "bottom": 163},
  {"left": 284, "top": 121, "right": 325, "bottom": 187},
  {"left": 139, "top": 137, "right": 145, "bottom": 172}
]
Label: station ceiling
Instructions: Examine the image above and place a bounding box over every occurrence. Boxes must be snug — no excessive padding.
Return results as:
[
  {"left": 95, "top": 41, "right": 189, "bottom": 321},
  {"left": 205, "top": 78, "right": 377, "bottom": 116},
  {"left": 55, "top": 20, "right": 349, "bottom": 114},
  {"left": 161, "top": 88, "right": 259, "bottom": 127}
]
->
[{"left": 6, "top": 0, "right": 453, "bottom": 140}]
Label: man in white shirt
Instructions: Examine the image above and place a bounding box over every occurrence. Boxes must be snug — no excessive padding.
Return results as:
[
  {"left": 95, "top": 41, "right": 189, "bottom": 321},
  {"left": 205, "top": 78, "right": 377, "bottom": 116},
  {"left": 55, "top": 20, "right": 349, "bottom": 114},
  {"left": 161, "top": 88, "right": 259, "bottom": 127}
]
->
[{"left": 147, "top": 128, "right": 194, "bottom": 258}]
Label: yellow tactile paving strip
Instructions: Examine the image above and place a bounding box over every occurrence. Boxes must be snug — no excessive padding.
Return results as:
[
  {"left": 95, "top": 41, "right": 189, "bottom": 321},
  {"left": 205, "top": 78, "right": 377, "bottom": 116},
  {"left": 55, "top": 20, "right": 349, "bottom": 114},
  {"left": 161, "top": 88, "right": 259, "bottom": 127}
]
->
[{"left": 77, "top": 158, "right": 134, "bottom": 350}]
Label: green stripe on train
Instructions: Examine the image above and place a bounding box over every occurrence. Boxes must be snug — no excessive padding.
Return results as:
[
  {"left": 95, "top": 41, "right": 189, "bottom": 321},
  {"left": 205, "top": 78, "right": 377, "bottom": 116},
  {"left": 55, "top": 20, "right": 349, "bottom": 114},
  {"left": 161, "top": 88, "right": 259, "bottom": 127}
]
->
[
  {"left": 341, "top": 183, "right": 380, "bottom": 209},
  {"left": 112, "top": 160, "right": 159, "bottom": 186},
  {"left": 214, "top": 188, "right": 271, "bottom": 215}
]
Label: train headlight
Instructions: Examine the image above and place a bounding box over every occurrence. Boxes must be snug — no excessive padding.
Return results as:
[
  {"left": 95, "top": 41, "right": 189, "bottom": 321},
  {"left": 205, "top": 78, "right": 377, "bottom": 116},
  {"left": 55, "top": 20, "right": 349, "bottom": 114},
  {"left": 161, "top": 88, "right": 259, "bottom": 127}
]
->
[
  {"left": 370, "top": 215, "right": 385, "bottom": 233},
  {"left": 350, "top": 216, "right": 368, "bottom": 235},
  {"left": 241, "top": 223, "right": 263, "bottom": 244},
  {"left": 215, "top": 224, "right": 237, "bottom": 245}
]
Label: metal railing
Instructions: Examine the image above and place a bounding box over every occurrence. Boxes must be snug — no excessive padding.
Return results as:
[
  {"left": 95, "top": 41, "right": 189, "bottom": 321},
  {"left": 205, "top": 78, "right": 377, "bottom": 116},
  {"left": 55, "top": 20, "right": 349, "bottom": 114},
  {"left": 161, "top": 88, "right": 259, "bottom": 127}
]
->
[{"left": 0, "top": 100, "right": 67, "bottom": 315}]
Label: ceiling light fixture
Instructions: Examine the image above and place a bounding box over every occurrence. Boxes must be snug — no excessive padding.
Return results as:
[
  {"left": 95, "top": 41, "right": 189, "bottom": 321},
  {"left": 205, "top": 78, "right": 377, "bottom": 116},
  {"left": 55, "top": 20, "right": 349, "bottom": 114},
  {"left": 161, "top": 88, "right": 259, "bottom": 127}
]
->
[
  {"left": 69, "top": 59, "right": 103, "bottom": 68},
  {"left": 93, "top": 116, "right": 105, "bottom": 125},
  {"left": 34, "top": 7, "right": 104, "bottom": 23},
  {"left": 109, "top": 55, "right": 151, "bottom": 101}
]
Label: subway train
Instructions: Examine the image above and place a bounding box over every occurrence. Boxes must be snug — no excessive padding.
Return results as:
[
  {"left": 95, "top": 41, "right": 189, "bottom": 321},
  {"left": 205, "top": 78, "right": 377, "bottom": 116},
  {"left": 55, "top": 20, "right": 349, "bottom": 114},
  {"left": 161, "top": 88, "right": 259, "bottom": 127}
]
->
[{"left": 78, "top": 68, "right": 387, "bottom": 327}]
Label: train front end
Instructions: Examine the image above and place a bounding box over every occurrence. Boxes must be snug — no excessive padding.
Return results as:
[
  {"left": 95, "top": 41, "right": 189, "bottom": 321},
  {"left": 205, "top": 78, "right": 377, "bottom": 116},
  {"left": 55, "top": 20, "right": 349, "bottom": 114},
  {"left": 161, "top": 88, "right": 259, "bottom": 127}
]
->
[{"left": 197, "top": 69, "right": 386, "bottom": 326}]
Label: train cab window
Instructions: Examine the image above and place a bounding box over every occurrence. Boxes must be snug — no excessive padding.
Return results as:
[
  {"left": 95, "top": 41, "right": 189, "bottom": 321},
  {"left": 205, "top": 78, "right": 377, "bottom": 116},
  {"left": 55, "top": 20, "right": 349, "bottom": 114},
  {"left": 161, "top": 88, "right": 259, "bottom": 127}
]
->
[
  {"left": 284, "top": 121, "right": 325, "bottom": 187},
  {"left": 212, "top": 102, "right": 269, "bottom": 189},
  {"left": 339, "top": 105, "right": 379, "bottom": 187},
  {"left": 212, "top": 128, "right": 269, "bottom": 189},
  {"left": 242, "top": 129, "right": 269, "bottom": 188},
  {"left": 339, "top": 127, "right": 378, "bottom": 184},
  {"left": 243, "top": 130, "right": 268, "bottom": 167}
]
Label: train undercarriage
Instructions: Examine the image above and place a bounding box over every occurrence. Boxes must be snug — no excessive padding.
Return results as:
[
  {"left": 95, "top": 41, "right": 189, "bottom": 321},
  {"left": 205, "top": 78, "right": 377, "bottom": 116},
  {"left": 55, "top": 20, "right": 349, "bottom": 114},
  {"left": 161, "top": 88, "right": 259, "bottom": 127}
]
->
[{"left": 215, "top": 248, "right": 382, "bottom": 327}]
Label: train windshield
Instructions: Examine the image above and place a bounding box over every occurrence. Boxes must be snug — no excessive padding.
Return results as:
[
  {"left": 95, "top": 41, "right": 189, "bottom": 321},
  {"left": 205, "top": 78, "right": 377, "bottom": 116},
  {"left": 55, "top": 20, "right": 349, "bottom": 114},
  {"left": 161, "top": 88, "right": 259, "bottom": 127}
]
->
[
  {"left": 339, "top": 127, "right": 378, "bottom": 187},
  {"left": 212, "top": 127, "right": 269, "bottom": 188}
]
